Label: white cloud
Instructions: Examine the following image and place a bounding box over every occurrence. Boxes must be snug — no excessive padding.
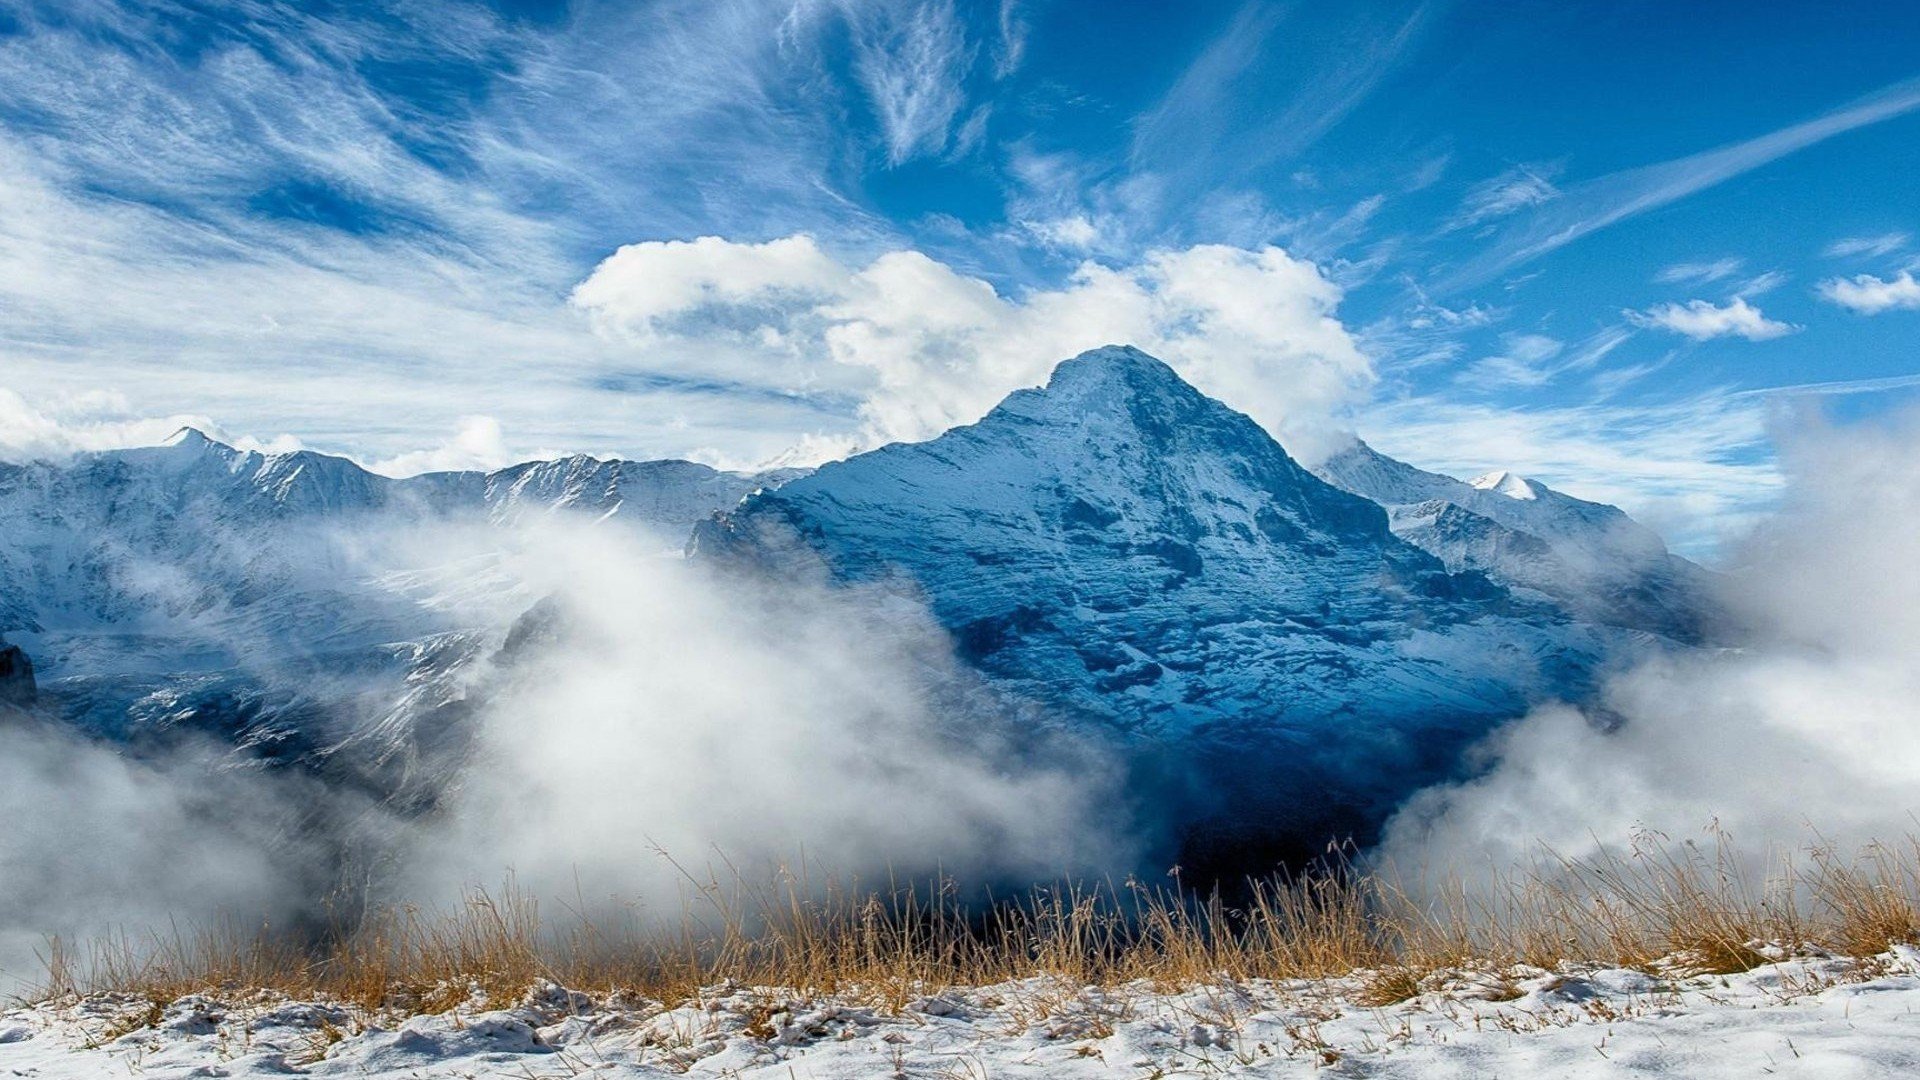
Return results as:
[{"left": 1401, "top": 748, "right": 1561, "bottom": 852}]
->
[
  {"left": 1448, "top": 164, "right": 1559, "bottom": 230},
  {"left": 1358, "top": 391, "right": 1781, "bottom": 554},
  {"left": 1130, "top": 3, "right": 1433, "bottom": 194},
  {"left": 1457, "top": 333, "right": 1564, "bottom": 389},
  {"left": 571, "top": 235, "right": 1376, "bottom": 462},
  {"left": 0, "top": 388, "right": 301, "bottom": 463},
  {"left": 1732, "top": 269, "right": 1788, "bottom": 298},
  {"left": 368, "top": 416, "right": 514, "bottom": 477},
  {"left": 1626, "top": 297, "right": 1798, "bottom": 341},
  {"left": 1377, "top": 406, "right": 1920, "bottom": 878},
  {"left": 1823, "top": 232, "right": 1908, "bottom": 259},
  {"left": 991, "top": 0, "right": 1029, "bottom": 79},
  {"left": 1441, "top": 76, "right": 1920, "bottom": 291},
  {"left": 1560, "top": 324, "right": 1635, "bottom": 372},
  {"left": 1654, "top": 257, "right": 1742, "bottom": 285},
  {"left": 1023, "top": 215, "right": 1102, "bottom": 251},
  {"left": 569, "top": 235, "right": 850, "bottom": 336},
  {"left": 1818, "top": 271, "right": 1920, "bottom": 315},
  {"left": 843, "top": 0, "right": 976, "bottom": 166}
]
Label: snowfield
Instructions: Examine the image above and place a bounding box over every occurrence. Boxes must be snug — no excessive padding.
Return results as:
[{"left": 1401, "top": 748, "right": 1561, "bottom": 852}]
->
[{"left": 5, "top": 949, "right": 1918, "bottom": 1078}]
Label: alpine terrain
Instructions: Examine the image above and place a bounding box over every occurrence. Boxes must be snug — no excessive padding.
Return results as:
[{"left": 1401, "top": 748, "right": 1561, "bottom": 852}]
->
[{"left": 692, "top": 346, "right": 1701, "bottom": 868}]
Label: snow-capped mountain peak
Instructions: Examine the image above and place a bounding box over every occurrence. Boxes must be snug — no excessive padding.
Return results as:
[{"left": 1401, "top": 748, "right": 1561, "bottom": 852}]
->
[
  {"left": 162, "top": 425, "right": 221, "bottom": 449},
  {"left": 1470, "top": 469, "right": 1540, "bottom": 500},
  {"left": 694, "top": 345, "right": 1645, "bottom": 869}
]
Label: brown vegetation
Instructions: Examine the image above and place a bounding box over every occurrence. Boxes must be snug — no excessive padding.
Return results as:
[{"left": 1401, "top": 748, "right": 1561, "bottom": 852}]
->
[{"left": 30, "top": 831, "right": 1920, "bottom": 1018}]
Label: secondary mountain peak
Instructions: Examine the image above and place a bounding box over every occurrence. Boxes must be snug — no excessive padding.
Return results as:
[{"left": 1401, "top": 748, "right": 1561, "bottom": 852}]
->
[
  {"left": 1471, "top": 469, "right": 1540, "bottom": 500},
  {"left": 162, "top": 425, "right": 222, "bottom": 449}
]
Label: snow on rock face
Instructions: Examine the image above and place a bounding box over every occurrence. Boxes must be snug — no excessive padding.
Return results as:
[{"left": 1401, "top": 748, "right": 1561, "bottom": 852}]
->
[
  {"left": 1316, "top": 440, "right": 1715, "bottom": 642},
  {"left": 1470, "top": 469, "right": 1541, "bottom": 500},
  {"left": 0, "top": 435, "right": 800, "bottom": 779},
  {"left": 693, "top": 346, "right": 1637, "bottom": 867}
]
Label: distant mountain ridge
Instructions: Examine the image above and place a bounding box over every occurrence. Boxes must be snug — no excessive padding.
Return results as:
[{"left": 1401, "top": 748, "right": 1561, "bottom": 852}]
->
[
  {"left": 1313, "top": 439, "right": 1715, "bottom": 641},
  {"left": 0, "top": 429, "right": 798, "bottom": 638},
  {"left": 0, "top": 432, "right": 802, "bottom": 774}
]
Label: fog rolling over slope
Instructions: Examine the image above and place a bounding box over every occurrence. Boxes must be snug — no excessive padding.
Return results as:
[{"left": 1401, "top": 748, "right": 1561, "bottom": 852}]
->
[
  {"left": 1377, "top": 402, "right": 1920, "bottom": 883},
  {"left": 0, "top": 345, "right": 1725, "bottom": 973}
]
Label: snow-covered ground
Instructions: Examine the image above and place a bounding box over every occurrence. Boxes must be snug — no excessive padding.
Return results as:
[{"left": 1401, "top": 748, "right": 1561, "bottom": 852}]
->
[{"left": 5, "top": 949, "right": 1917, "bottom": 1078}]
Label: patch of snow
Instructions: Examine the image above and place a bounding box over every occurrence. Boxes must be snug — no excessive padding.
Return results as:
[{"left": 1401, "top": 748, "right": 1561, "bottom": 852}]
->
[
  {"left": 3, "top": 952, "right": 1917, "bottom": 1078},
  {"left": 1470, "top": 468, "right": 1541, "bottom": 500}
]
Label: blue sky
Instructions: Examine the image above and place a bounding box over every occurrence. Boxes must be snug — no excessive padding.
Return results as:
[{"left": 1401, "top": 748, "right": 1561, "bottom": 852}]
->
[{"left": 0, "top": 0, "right": 1917, "bottom": 552}]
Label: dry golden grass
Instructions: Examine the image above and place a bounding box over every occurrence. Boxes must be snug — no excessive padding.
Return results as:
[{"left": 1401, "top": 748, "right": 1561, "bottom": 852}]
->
[{"left": 30, "top": 830, "right": 1920, "bottom": 1019}]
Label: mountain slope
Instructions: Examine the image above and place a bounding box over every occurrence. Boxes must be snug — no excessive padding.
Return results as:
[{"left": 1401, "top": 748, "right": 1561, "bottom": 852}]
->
[
  {"left": 693, "top": 346, "right": 1646, "bottom": 867},
  {"left": 1314, "top": 440, "right": 1714, "bottom": 641}
]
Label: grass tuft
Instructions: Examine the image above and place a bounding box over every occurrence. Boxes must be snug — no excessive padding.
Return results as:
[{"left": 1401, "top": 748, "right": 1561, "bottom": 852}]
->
[{"left": 30, "top": 829, "right": 1920, "bottom": 1014}]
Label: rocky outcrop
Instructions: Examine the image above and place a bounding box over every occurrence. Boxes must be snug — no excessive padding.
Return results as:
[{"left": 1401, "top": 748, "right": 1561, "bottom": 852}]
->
[{"left": 0, "top": 639, "right": 35, "bottom": 709}]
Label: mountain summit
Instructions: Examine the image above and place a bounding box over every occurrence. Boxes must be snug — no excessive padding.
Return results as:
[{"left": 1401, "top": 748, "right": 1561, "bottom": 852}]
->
[{"left": 695, "top": 346, "right": 1645, "bottom": 869}]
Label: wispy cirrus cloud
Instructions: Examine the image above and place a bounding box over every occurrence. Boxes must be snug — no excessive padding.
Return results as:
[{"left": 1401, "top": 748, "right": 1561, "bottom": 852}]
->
[
  {"left": 1130, "top": 1, "right": 1436, "bottom": 197},
  {"left": 1819, "top": 271, "right": 1920, "bottom": 314},
  {"left": 1456, "top": 332, "right": 1564, "bottom": 389},
  {"left": 1823, "top": 232, "right": 1909, "bottom": 259},
  {"left": 1655, "top": 257, "right": 1744, "bottom": 285},
  {"left": 842, "top": 0, "right": 979, "bottom": 166},
  {"left": 1446, "top": 164, "right": 1559, "bottom": 232},
  {"left": 990, "top": 0, "right": 1031, "bottom": 79},
  {"left": 1438, "top": 76, "right": 1920, "bottom": 292},
  {"left": 0, "top": 0, "right": 921, "bottom": 466},
  {"left": 1626, "top": 297, "right": 1798, "bottom": 341}
]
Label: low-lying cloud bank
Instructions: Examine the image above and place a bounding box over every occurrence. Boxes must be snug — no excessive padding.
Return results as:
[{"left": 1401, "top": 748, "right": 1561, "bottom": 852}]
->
[
  {"left": 1377, "top": 403, "right": 1920, "bottom": 875},
  {"left": 0, "top": 520, "right": 1131, "bottom": 988},
  {"left": 399, "top": 525, "right": 1133, "bottom": 913}
]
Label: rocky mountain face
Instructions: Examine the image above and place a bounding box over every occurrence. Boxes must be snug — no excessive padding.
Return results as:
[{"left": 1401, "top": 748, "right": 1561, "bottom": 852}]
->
[
  {"left": 0, "top": 639, "right": 33, "bottom": 710},
  {"left": 693, "top": 347, "right": 1665, "bottom": 870},
  {"left": 1314, "top": 440, "right": 1716, "bottom": 642}
]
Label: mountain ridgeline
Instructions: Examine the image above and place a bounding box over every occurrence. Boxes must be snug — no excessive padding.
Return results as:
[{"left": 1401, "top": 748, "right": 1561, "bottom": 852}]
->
[{"left": 0, "top": 345, "right": 1710, "bottom": 880}]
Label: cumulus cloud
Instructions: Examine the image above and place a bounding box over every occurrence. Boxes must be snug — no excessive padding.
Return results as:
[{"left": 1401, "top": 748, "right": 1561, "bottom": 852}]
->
[
  {"left": 1819, "top": 271, "right": 1920, "bottom": 315},
  {"left": 1376, "top": 404, "right": 1920, "bottom": 876},
  {"left": 1023, "top": 214, "right": 1103, "bottom": 251},
  {"left": 572, "top": 235, "right": 1376, "bottom": 463},
  {"left": 369, "top": 416, "right": 515, "bottom": 477},
  {"left": 0, "top": 388, "right": 301, "bottom": 464},
  {"left": 1626, "top": 297, "right": 1798, "bottom": 341},
  {"left": 570, "top": 235, "right": 850, "bottom": 338}
]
